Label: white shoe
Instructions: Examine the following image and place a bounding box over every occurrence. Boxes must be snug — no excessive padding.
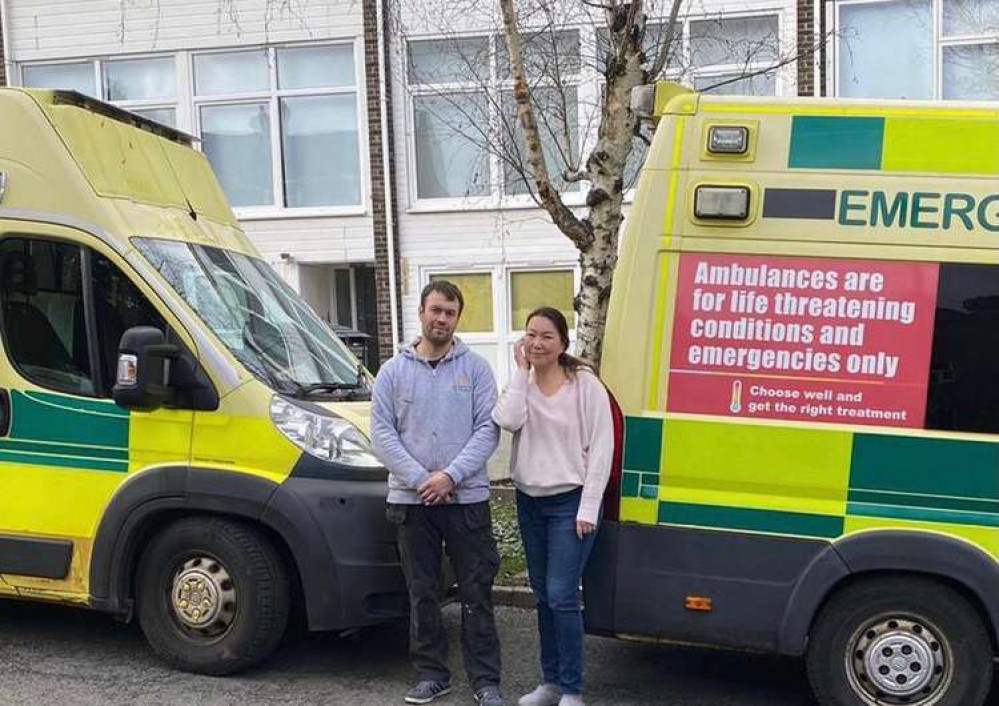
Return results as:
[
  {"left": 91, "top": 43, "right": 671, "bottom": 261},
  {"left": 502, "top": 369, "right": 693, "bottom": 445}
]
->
[
  {"left": 517, "top": 684, "right": 562, "bottom": 706},
  {"left": 558, "top": 695, "right": 585, "bottom": 706}
]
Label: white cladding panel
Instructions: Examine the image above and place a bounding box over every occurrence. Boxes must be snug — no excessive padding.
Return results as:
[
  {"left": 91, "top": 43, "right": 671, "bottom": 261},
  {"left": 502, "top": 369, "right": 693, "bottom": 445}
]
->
[
  {"left": 7, "top": 0, "right": 363, "bottom": 61},
  {"left": 242, "top": 216, "right": 375, "bottom": 265}
]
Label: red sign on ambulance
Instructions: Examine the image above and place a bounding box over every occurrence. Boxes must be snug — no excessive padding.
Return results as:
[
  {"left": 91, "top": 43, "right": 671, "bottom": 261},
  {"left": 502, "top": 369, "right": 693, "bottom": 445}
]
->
[{"left": 666, "top": 254, "right": 940, "bottom": 428}]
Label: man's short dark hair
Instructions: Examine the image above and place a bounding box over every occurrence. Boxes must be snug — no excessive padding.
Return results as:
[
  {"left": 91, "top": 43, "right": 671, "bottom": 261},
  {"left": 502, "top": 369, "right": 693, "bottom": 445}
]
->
[{"left": 421, "top": 280, "right": 464, "bottom": 315}]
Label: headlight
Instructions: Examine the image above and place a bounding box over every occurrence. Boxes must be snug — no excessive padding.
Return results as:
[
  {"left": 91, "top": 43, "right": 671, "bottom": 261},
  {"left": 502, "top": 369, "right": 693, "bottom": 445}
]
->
[{"left": 270, "top": 395, "right": 382, "bottom": 468}]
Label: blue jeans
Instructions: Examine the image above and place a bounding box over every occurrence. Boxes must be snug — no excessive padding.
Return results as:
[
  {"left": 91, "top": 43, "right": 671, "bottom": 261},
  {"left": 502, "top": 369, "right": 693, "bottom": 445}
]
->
[{"left": 516, "top": 488, "right": 598, "bottom": 696}]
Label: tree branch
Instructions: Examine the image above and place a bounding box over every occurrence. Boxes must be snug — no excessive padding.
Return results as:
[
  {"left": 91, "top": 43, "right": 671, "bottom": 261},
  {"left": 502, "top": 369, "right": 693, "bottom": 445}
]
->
[
  {"left": 651, "top": 0, "right": 684, "bottom": 79},
  {"left": 499, "top": 0, "right": 592, "bottom": 251}
]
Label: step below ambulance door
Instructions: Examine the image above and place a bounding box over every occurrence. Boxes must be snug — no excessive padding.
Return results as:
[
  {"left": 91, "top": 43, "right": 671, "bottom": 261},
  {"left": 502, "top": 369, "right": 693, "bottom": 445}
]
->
[{"left": 0, "top": 229, "right": 193, "bottom": 598}]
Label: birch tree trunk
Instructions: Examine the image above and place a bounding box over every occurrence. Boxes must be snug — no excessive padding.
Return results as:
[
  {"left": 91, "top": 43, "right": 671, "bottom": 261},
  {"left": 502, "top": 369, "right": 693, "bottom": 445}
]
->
[{"left": 500, "top": 0, "right": 650, "bottom": 367}]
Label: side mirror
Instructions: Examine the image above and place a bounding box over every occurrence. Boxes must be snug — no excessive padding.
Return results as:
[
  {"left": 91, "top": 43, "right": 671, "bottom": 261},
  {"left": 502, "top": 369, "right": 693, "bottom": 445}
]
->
[{"left": 113, "top": 326, "right": 179, "bottom": 412}]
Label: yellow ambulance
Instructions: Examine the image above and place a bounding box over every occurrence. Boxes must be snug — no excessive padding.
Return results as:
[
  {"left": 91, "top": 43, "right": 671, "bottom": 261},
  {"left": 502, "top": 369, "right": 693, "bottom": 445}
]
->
[
  {"left": 588, "top": 82, "right": 999, "bottom": 705},
  {"left": 0, "top": 89, "right": 406, "bottom": 674}
]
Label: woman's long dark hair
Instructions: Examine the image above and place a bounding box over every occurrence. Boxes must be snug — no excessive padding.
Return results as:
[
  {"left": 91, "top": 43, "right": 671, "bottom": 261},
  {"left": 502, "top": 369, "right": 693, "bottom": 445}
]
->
[{"left": 525, "top": 306, "right": 592, "bottom": 376}]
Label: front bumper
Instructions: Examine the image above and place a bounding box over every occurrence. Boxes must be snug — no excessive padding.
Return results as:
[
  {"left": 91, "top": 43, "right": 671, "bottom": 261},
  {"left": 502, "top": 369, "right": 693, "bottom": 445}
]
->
[{"left": 264, "top": 474, "right": 409, "bottom": 632}]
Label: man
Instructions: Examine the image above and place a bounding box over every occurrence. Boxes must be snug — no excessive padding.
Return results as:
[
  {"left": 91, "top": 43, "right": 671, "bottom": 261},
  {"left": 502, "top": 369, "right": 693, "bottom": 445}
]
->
[{"left": 372, "top": 280, "right": 505, "bottom": 706}]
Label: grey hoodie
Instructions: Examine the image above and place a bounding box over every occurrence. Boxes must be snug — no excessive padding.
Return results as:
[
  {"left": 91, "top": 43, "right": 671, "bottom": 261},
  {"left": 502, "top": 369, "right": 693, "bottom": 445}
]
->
[{"left": 371, "top": 338, "right": 499, "bottom": 504}]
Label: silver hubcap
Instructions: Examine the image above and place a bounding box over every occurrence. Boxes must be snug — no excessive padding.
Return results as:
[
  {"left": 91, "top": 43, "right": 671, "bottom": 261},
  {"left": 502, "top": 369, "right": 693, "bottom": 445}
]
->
[
  {"left": 848, "top": 615, "right": 950, "bottom": 704},
  {"left": 170, "top": 556, "right": 236, "bottom": 637}
]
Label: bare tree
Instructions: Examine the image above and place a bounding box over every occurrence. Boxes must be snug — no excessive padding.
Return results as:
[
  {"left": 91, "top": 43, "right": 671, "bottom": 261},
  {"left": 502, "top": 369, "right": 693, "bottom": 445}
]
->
[{"left": 396, "top": 0, "right": 826, "bottom": 365}]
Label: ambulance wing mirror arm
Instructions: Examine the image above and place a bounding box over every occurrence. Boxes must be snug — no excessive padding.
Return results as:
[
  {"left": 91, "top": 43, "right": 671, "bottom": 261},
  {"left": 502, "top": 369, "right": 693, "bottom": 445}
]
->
[{"left": 113, "top": 326, "right": 179, "bottom": 412}]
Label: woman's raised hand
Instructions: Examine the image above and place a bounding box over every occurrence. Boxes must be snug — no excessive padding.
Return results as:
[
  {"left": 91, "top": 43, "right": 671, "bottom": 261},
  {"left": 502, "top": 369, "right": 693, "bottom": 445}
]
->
[{"left": 514, "top": 337, "right": 530, "bottom": 371}]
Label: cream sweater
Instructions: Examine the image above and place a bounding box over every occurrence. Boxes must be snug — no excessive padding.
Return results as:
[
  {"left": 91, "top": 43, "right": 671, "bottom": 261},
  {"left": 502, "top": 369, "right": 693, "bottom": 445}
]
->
[{"left": 492, "top": 368, "right": 614, "bottom": 525}]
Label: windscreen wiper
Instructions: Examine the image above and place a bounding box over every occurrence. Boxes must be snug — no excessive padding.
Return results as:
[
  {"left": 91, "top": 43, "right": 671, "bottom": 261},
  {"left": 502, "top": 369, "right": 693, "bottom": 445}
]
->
[
  {"left": 299, "top": 366, "right": 371, "bottom": 398},
  {"left": 299, "top": 382, "right": 362, "bottom": 394}
]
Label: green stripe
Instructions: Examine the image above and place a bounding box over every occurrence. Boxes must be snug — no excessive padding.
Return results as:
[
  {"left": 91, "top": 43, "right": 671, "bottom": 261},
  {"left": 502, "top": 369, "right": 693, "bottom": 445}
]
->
[
  {"left": 789, "top": 116, "right": 884, "bottom": 170},
  {"left": 623, "top": 416, "right": 663, "bottom": 473},
  {"left": 658, "top": 501, "right": 843, "bottom": 538},
  {"left": 850, "top": 434, "right": 999, "bottom": 500},
  {"left": 22, "top": 390, "right": 128, "bottom": 417},
  {"left": 848, "top": 502, "right": 999, "bottom": 528},
  {"left": 0, "top": 438, "right": 127, "bottom": 460},
  {"left": 0, "top": 449, "right": 127, "bottom": 473},
  {"left": 10, "top": 390, "right": 129, "bottom": 448},
  {"left": 848, "top": 489, "right": 999, "bottom": 515}
]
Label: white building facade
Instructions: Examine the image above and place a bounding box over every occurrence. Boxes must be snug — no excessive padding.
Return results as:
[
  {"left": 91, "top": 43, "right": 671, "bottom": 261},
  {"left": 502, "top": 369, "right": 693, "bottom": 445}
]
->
[{"left": 0, "top": 0, "right": 804, "bottom": 386}]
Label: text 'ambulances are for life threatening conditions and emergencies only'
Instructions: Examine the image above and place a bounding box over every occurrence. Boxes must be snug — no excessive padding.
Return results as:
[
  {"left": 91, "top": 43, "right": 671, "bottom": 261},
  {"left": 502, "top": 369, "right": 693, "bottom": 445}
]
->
[{"left": 667, "top": 254, "right": 940, "bottom": 428}]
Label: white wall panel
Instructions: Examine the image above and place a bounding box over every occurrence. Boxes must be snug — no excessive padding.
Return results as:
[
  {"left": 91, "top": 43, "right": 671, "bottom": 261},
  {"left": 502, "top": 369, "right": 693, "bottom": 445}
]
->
[
  {"left": 7, "top": 0, "right": 363, "bottom": 61},
  {"left": 243, "top": 215, "right": 375, "bottom": 265}
]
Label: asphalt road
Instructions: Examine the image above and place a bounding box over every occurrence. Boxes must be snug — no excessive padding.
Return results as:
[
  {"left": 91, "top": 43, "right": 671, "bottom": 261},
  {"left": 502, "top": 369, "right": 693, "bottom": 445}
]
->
[{"left": 2, "top": 598, "right": 999, "bottom": 706}]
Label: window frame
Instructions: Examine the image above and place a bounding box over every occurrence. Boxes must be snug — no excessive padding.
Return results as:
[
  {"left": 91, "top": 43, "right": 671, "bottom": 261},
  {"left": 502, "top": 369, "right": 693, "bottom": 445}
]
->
[
  {"left": 830, "top": 0, "right": 999, "bottom": 100},
  {"left": 190, "top": 40, "right": 370, "bottom": 219}
]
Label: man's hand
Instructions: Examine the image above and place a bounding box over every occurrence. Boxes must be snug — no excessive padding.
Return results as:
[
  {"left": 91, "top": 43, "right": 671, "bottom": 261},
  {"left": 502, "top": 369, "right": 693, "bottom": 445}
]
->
[
  {"left": 576, "top": 520, "right": 596, "bottom": 539},
  {"left": 418, "top": 471, "right": 455, "bottom": 506}
]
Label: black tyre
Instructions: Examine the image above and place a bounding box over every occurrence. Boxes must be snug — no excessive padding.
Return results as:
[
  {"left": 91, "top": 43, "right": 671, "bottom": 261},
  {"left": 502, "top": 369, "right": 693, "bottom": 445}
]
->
[
  {"left": 807, "top": 576, "right": 993, "bottom": 706},
  {"left": 136, "top": 516, "right": 290, "bottom": 675}
]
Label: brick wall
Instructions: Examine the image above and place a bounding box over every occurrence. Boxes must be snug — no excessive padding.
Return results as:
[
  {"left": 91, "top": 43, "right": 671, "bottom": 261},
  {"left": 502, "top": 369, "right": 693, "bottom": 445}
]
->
[
  {"left": 0, "top": 2, "right": 6, "bottom": 86},
  {"left": 363, "top": 1, "right": 402, "bottom": 365},
  {"left": 797, "top": 0, "right": 815, "bottom": 96}
]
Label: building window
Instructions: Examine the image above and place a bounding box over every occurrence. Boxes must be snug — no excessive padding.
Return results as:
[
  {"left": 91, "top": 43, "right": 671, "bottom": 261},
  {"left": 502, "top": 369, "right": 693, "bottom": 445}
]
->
[
  {"left": 510, "top": 270, "right": 575, "bottom": 331},
  {"left": 413, "top": 92, "right": 491, "bottom": 199},
  {"left": 105, "top": 56, "right": 177, "bottom": 126},
  {"left": 193, "top": 44, "right": 362, "bottom": 211},
  {"left": 408, "top": 31, "right": 581, "bottom": 202},
  {"left": 687, "top": 16, "right": 780, "bottom": 94},
  {"left": 407, "top": 15, "right": 781, "bottom": 204},
  {"left": 430, "top": 272, "right": 494, "bottom": 333},
  {"left": 836, "top": 0, "right": 999, "bottom": 100},
  {"left": 22, "top": 62, "right": 98, "bottom": 97},
  {"left": 22, "top": 57, "right": 178, "bottom": 127}
]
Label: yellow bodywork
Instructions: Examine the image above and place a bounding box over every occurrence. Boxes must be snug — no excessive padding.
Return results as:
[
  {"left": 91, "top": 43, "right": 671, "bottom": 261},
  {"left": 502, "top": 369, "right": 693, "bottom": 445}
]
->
[
  {"left": 605, "top": 84, "right": 999, "bottom": 557},
  {"left": 0, "top": 89, "right": 367, "bottom": 603}
]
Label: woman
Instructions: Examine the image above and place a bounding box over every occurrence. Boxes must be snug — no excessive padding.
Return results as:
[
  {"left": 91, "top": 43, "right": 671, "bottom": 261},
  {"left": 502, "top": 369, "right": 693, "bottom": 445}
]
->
[{"left": 492, "top": 307, "right": 613, "bottom": 706}]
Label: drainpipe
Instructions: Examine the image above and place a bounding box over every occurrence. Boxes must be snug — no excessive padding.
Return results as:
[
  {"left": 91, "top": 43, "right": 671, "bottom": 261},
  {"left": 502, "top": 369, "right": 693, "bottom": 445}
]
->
[
  {"left": 376, "top": 0, "right": 401, "bottom": 352},
  {"left": 0, "top": 0, "right": 13, "bottom": 87}
]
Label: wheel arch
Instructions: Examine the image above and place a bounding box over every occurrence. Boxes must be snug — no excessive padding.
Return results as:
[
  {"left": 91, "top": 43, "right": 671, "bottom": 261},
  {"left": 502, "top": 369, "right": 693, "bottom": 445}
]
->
[
  {"left": 778, "top": 530, "right": 999, "bottom": 656},
  {"left": 89, "top": 466, "right": 311, "bottom": 623}
]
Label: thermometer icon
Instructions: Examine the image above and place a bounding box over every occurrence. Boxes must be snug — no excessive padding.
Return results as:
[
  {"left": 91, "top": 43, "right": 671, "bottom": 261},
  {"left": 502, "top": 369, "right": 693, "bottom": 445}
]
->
[{"left": 730, "top": 380, "right": 743, "bottom": 413}]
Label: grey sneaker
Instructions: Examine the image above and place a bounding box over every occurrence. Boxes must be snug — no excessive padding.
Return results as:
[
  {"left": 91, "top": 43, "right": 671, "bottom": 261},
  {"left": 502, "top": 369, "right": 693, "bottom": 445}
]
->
[
  {"left": 474, "top": 685, "right": 506, "bottom": 706},
  {"left": 557, "top": 695, "right": 585, "bottom": 706},
  {"left": 405, "top": 680, "right": 452, "bottom": 704},
  {"left": 518, "top": 684, "right": 562, "bottom": 706}
]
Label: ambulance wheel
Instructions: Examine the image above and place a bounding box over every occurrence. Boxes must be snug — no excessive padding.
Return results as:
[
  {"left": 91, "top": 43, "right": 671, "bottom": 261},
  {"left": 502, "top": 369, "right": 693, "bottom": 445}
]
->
[
  {"left": 806, "top": 576, "right": 992, "bottom": 706},
  {"left": 136, "top": 516, "right": 290, "bottom": 675}
]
